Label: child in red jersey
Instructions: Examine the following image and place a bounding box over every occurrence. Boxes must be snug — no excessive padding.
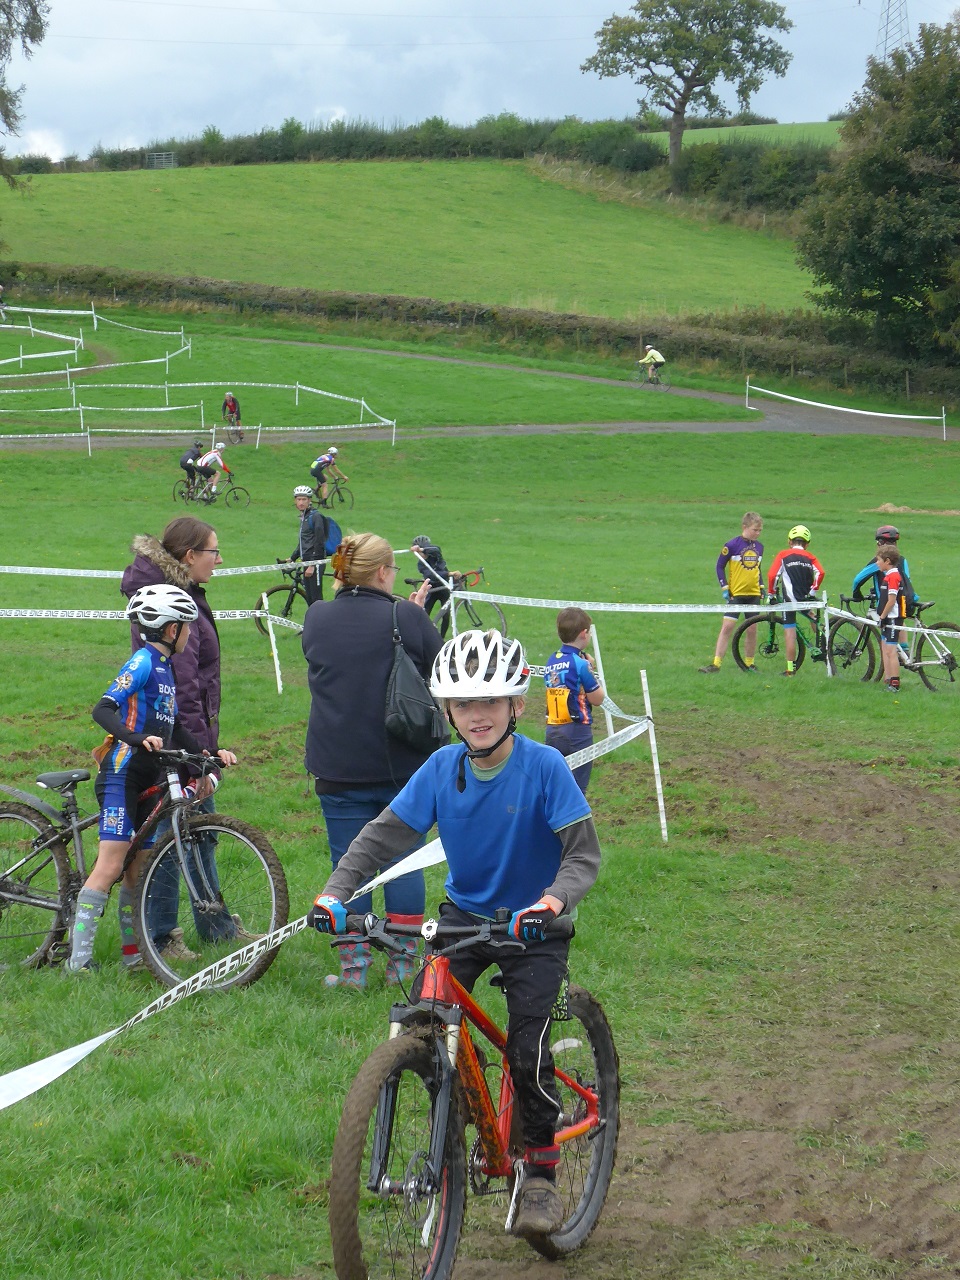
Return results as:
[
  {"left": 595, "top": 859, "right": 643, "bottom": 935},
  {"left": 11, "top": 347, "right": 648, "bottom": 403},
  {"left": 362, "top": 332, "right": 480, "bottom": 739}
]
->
[{"left": 876, "top": 546, "right": 906, "bottom": 692}]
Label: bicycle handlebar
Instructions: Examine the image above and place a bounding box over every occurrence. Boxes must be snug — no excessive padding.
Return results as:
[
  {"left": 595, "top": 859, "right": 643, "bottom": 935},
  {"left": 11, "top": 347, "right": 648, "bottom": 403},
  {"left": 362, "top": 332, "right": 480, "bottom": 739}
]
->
[
  {"left": 153, "top": 749, "right": 222, "bottom": 774},
  {"left": 343, "top": 911, "right": 575, "bottom": 951}
]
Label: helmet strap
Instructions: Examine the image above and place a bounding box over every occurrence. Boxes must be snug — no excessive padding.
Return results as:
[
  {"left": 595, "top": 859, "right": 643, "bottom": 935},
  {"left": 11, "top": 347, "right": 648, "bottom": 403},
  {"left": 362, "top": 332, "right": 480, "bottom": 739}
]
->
[{"left": 452, "top": 703, "right": 518, "bottom": 793}]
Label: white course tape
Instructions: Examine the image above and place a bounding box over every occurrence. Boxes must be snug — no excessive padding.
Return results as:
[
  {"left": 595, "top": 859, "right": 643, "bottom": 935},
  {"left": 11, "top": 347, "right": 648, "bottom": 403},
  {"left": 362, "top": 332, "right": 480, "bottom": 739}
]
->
[
  {"left": 0, "top": 916, "right": 310, "bottom": 1112},
  {"left": 456, "top": 590, "right": 824, "bottom": 615}
]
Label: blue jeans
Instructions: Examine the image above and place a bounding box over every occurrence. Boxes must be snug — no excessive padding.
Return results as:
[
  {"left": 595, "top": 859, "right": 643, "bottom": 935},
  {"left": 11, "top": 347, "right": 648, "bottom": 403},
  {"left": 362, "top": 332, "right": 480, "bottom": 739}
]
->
[
  {"left": 319, "top": 785, "right": 425, "bottom": 916},
  {"left": 148, "top": 795, "right": 235, "bottom": 944},
  {"left": 545, "top": 723, "right": 594, "bottom": 796}
]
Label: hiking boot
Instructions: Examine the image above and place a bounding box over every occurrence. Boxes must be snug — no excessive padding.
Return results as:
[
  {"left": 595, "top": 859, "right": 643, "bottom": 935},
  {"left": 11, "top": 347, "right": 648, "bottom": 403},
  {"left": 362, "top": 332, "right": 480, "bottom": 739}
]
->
[
  {"left": 698, "top": 664, "right": 720, "bottom": 674},
  {"left": 159, "top": 927, "right": 200, "bottom": 962},
  {"left": 230, "top": 914, "right": 265, "bottom": 941},
  {"left": 512, "top": 1177, "right": 564, "bottom": 1238}
]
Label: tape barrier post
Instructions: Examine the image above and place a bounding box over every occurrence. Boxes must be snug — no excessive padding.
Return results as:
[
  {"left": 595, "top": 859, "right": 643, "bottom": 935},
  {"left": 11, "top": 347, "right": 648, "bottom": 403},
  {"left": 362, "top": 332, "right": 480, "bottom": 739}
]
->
[
  {"left": 261, "top": 592, "right": 283, "bottom": 695},
  {"left": 640, "top": 668, "right": 668, "bottom": 844},
  {"left": 589, "top": 622, "right": 615, "bottom": 740}
]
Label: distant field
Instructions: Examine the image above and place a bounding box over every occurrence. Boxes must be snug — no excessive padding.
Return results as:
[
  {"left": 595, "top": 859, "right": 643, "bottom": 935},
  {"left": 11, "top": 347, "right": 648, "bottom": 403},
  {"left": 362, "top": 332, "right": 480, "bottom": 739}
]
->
[
  {"left": 0, "top": 160, "right": 810, "bottom": 318},
  {"left": 646, "top": 120, "right": 842, "bottom": 150}
]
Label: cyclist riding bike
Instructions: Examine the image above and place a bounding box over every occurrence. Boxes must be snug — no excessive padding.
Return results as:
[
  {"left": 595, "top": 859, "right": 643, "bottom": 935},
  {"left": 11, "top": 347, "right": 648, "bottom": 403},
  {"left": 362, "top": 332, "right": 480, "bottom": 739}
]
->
[
  {"left": 410, "top": 533, "right": 460, "bottom": 638},
  {"left": 637, "top": 344, "right": 666, "bottom": 382},
  {"left": 309, "top": 446, "right": 348, "bottom": 504},
  {"left": 766, "top": 524, "right": 825, "bottom": 676},
  {"left": 221, "top": 392, "right": 241, "bottom": 427},
  {"left": 309, "top": 629, "right": 602, "bottom": 1239},
  {"left": 196, "top": 443, "right": 231, "bottom": 501},
  {"left": 178, "top": 441, "right": 206, "bottom": 491}
]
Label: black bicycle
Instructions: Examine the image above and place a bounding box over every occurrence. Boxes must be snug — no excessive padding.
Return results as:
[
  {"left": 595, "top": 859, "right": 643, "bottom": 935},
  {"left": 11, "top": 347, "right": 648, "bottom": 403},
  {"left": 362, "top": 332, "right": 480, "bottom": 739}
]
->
[
  {"left": 404, "top": 567, "right": 508, "bottom": 634},
  {"left": 0, "top": 751, "right": 288, "bottom": 988},
  {"left": 828, "top": 595, "right": 879, "bottom": 682},
  {"left": 631, "top": 365, "right": 671, "bottom": 390},
  {"left": 315, "top": 474, "right": 354, "bottom": 510},
  {"left": 254, "top": 562, "right": 310, "bottom": 639}
]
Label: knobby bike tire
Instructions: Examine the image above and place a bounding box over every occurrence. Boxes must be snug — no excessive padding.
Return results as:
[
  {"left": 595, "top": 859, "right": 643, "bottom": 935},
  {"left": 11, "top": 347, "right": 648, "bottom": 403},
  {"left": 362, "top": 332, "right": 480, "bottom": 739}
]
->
[
  {"left": 253, "top": 584, "right": 309, "bottom": 638},
  {"left": 731, "top": 615, "right": 807, "bottom": 674},
  {"left": 132, "top": 814, "right": 288, "bottom": 990},
  {"left": 172, "top": 479, "right": 192, "bottom": 505},
  {"left": 527, "top": 986, "right": 620, "bottom": 1260},
  {"left": 454, "top": 597, "right": 508, "bottom": 635},
  {"left": 0, "top": 802, "right": 72, "bottom": 969},
  {"left": 915, "top": 622, "right": 960, "bottom": 691},
  {"left": 227, "top": 427, "right": 244, "bottom": 444},
  {"left": 330, "top": 1033, "right": 467, "bottom": 1280},
  {"left": 223, "top": 486, "right": 251, "bottom": 508},
  {"left": 329, "top": 485, "right": 354, "bottom": 510},
  {"left": 827, "top": 619, "right": 876, "bottom": 682}
]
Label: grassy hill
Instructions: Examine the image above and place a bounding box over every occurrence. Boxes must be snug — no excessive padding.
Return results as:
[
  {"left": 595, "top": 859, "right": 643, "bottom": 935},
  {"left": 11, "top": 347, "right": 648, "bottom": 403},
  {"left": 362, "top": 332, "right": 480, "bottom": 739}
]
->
[{"left": 0, "top": 160, "right": 810, "bottom": 319}]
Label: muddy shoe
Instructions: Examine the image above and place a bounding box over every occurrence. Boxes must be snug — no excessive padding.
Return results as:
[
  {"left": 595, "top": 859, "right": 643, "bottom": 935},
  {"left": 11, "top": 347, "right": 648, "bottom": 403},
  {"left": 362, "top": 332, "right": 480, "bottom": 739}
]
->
[{"left": 512, "top": 1177, "right": 564, "bottom": 1238}]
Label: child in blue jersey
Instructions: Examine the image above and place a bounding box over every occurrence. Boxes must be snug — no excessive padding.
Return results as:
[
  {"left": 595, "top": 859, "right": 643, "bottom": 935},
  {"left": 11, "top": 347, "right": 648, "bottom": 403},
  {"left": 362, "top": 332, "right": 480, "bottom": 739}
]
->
[
  {"left": 309, "top": 629, "right": 602, "bottom": 1240},
  {"left": 66, "top": 585, "right": 209, "bottom": 973},
  {"left": 544, "top": 606, "right": 605, "bottom": 795}
]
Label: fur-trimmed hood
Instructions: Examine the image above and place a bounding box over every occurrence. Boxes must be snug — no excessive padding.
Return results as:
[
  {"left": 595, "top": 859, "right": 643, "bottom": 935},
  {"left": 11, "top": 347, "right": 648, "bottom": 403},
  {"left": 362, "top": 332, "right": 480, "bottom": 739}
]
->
[{"left": 122, "top": 534, "right": 194, "bottom": 594}]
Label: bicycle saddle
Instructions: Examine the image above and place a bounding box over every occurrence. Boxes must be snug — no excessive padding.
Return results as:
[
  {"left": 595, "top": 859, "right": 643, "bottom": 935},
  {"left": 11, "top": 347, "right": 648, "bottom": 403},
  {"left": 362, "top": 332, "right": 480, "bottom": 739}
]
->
[
  {"left": 915, "top": 600, "right": 935, "bottom": 613},
  {"left": 36, "top": 769, "right": 91, "bottom": 792}
]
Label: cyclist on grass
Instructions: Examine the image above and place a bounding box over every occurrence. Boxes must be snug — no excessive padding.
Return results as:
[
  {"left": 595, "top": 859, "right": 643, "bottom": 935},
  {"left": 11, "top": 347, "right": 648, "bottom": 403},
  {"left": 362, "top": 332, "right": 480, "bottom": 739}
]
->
[
  {"left": 309, "top": 628, "right": 601, "bottom": 1240},
  {"left": 65, "top": 585, "right": 205, "bottom": 973},
  {"left": 766, "top": 524, "right": 825, "bottom": 676},
  {"left": 221, "top": 392, "right": 241, "bottom": 427},
  {"left": 309, "top": 446, "right": 348, "bottom": 504},
  {"left": 852, "top": 525, "right": 919, "bottom": 615},
  {"left": 178, "top": 440, "right": 206, "bottom": 493},
  {"left": 637, "top": 343, "right": 666, "bottom": 383},
  {"left": 410, "top": 533, "right": 460, "bottom": 638},
  {"left": 196, "top": 442, "right": 231, "bottom": 501}
]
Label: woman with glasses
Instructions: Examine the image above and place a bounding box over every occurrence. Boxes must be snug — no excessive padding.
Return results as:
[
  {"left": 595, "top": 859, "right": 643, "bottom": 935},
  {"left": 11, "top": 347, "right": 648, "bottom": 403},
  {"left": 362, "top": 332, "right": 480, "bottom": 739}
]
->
[
  {"left": 302, "top": 532, "right": 443, "bottom": 990},
  {"left": 120, "top": 517, "right": 240, "bottom": 960}
]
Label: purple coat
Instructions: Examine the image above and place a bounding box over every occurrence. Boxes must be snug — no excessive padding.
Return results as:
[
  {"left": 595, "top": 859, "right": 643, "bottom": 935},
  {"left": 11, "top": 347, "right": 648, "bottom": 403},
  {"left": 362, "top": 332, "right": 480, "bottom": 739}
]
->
[{"left": 121, "top": 535, "right": 222, "bottom": 753}]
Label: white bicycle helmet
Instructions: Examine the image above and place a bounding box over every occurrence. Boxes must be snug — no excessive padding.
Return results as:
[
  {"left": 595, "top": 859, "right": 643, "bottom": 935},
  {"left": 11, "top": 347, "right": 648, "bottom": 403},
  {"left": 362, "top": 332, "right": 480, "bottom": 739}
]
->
[
  {"left": 430, "top": 630, "right": 530, "bottom": 700},
  {"left": 126, "top": 584, "right": 198, "bottom": 633},
  {"left": 293, "top": 485, "right": 313, "bottom": 497},
  {"left": 213, "top": 442, "right": 226, "bottom": 452},
  {"left": 329, "top": 446, "right": 338, "bottom": 455}
]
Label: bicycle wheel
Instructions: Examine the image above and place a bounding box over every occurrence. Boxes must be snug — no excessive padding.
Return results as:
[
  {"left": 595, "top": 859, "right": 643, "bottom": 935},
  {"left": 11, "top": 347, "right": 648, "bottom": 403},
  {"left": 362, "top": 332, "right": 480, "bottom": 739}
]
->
[
  {"left": 731, "top": 615, "right": 806, "bottom": 673},
  {"left": 224, "top": 486, "right": 250, "bottom": 508},
  {"left": 227, "top": 427, "right": 244, "bottom": 444},
  {"left": 454, "top": 596, "right": 508, "bottom": 635},
  {"left": 915, "top": 622, "right": 960, "bottom": 691},
  {"left": 0, "top": 803, "right": 72, "bottom": 969},
  {"left": 172, "top": 479, "right": 191, "bottom": 505},
  {"left": 253, "top": 584, "right": 309, "bottom": 638},
  {"left": 330, "top": 1034, "right": 466, "bottom": 1280},
  {"left": 133, "top": 814, "right": 288, "bottom": 990},
  {"left": 527, "top": 986, "right": 620, "bottom": 1259},
  {"left": 331, "top": 484, "right": 354, "bottom": 510},
  {"left": 827, "top": 619, "right": 876, "bottom": 681}
]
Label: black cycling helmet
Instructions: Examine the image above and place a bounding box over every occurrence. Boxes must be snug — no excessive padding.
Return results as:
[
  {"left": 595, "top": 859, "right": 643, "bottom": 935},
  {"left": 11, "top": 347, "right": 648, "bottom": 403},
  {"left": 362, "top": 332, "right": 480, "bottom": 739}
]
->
[
  {"left": 412, "top": 535, "right": 432, "bottom": 548},
  {"left": 193, "top": 441, "right": 204, "bottom": 450},
  {"left": 876, "top": 524, "right": 900, "bottom": 541}
]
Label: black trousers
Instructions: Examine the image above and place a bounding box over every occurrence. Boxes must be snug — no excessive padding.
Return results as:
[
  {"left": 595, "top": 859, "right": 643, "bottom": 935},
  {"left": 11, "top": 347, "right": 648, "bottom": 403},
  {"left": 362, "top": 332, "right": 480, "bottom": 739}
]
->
[{"left": 435, "top": 901, "right": 568, "bottom": 1151}]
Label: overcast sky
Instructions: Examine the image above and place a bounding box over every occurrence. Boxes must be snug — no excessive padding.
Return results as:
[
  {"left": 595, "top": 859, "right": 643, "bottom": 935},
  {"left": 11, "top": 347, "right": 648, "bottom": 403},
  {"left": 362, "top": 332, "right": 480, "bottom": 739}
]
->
[{"left": 7, "top": 0, "right": 959, "bottom": 160}]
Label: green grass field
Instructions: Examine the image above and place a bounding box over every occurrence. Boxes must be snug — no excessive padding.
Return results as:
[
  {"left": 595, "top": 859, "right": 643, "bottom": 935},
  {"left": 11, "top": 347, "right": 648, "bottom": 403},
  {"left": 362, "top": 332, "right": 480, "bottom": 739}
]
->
[
  {"left": 1, "top": 422, "right": 959, "bottom": 1279},
  {"left": 0, "top": 306, "right": 757, "bottom": 436},
  {"left": 0, "top": 160, "right": 810, "bottom": 318}
]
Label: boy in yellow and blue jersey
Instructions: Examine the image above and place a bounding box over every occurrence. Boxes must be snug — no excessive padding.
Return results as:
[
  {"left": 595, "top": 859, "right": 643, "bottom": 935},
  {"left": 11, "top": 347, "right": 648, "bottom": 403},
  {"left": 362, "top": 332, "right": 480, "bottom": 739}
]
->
[
  {"left": 544, "top": 607, "right": 605, "bottom": 795},
  {"left": 699, "top": 512, "right": 764, "bottom": 673}
]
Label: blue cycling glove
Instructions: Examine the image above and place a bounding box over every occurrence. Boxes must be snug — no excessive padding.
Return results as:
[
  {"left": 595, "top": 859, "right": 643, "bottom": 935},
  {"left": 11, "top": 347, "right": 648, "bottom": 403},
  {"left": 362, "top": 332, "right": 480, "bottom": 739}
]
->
[
  {"left": 309, "top": 894, "right": 347, "bottom": 934},
  {"left": 721, "top": 587, "right": 731, "bottom": 603},
  {"left": 510, "top": 901, "right": 557, "bottom": 944}
]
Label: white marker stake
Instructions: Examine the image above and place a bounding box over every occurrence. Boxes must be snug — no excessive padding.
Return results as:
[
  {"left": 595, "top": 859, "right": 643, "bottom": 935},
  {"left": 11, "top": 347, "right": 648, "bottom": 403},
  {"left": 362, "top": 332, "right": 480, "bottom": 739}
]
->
[
  {"left": 261, "top": 593, "right": 283, "bottom": 694},
  {"left": 589, "top": 622, "right": 615, "bottom": 740},
  {"left": 641, "top": 668, "right": 668, "bottom": 843}
]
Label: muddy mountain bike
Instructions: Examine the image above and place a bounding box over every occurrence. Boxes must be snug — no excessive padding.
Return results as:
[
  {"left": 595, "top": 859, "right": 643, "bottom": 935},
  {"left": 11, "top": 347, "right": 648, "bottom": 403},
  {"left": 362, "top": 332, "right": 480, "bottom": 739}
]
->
[
  {"left": 314, "top": 474, "right": 354, "bottom": 510},
  {"left": 254, "top": 562, "right": 310, "bottom": 640},
  {"left": 404, "top": 567, "right": 507, "bottom": 636},
  {"left": 328, "top": 911, "right": 619, "bottom": 1280},
  {"left": 731, "top": 598, "right": 832, "bottom": 675},
  {"left": 0, "top": 751, "right": 288, "bottom": 988}
]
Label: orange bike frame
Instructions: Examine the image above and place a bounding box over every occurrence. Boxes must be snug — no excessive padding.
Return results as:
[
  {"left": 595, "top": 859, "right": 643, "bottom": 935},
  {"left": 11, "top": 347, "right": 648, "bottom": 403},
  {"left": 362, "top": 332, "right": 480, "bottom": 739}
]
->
[{"left": 413, "top": 951, "right": 601, "bottom": 1178}]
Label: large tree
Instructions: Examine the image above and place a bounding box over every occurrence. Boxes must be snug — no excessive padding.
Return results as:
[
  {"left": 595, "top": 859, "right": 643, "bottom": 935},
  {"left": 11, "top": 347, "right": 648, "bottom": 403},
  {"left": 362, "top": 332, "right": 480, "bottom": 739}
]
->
[
  {"left": 0, "top": 1, "right": 49, "bottom": 172},
  {"left": 798, "top": 20, "right": 960, "bottom": 355},
  {"left": 581, "top": 0, "right": 792, "bottom": 167}
]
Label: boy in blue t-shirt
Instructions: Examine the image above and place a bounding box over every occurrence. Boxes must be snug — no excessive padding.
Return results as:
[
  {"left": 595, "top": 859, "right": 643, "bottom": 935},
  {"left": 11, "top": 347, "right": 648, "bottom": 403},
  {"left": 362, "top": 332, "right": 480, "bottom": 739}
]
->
[
  {"left": 544, "top": 606, "right": 605, "bottom": 796},
  {"left": 309, "top": 629, "right": 602, "bottom": 1240}
]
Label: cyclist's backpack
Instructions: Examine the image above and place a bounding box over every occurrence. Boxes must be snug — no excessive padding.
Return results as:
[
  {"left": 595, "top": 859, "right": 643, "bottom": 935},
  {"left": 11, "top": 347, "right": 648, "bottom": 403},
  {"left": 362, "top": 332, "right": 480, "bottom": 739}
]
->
[
  {"left": 323, "top": 515, "right": 343, "bottom": 556},
  {"left": 900, "top": 566, "right": 919, "bottom": 616}
]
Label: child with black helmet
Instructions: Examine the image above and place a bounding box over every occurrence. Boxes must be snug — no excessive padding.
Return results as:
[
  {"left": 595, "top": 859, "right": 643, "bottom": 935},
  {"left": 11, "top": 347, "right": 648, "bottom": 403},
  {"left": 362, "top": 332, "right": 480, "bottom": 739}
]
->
[{"left": 308, "top": 629, "right": 601, "bottom": 1239}]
